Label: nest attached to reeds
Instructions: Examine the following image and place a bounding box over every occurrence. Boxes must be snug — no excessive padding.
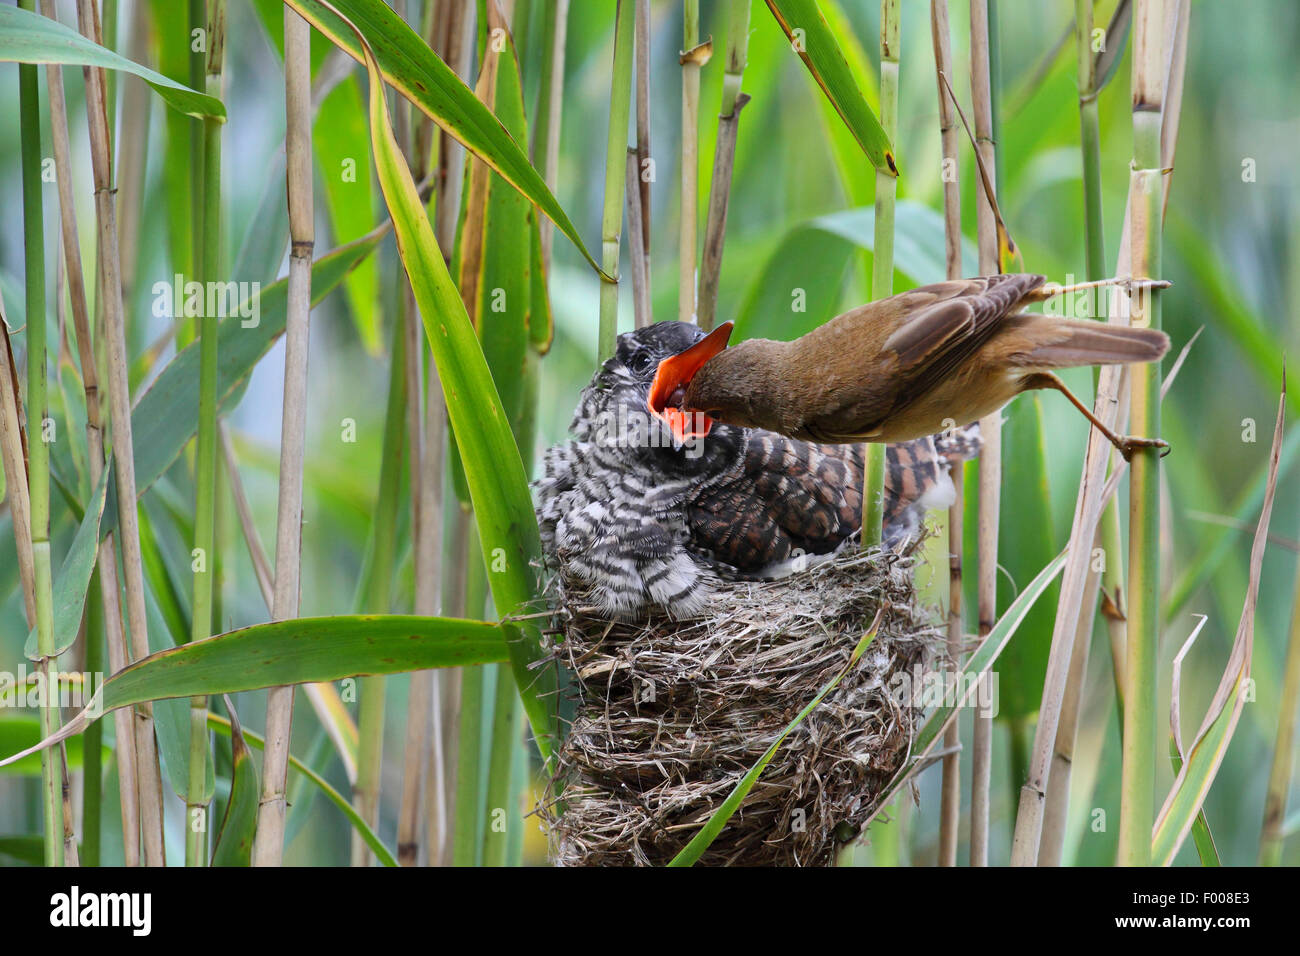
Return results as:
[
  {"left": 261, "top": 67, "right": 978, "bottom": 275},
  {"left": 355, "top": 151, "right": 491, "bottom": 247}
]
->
[{"left": 539, "top": 543, "right": 940, "bottom": 867}]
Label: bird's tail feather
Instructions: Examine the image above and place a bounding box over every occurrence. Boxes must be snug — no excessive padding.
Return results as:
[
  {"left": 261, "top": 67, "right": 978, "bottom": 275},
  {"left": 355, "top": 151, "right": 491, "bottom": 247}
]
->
[{"left": 1026, "top": 319, "right": 1170, "bottom": 369}]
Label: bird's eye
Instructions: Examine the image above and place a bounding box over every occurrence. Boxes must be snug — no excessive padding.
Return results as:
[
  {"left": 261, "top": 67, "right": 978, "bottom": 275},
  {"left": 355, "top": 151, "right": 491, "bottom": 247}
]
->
[{"left": 629, "top": 352, "right": 654, "bottom": 374}]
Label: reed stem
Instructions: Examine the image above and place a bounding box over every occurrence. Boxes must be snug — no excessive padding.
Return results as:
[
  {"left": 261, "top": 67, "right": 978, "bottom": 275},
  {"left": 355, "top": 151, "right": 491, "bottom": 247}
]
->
[
  {"left": 115, "top": 0, "right": 151, "bottom": 310},
  {"left": 183, "top": 0, "right": 206, "bottom": 351},
  {"left": 82, "top": 571, "right": 103, "bottom": 865},
  {"left": 1017, "top": 0, "right": 1189, "bottom": 868},
  {"left": 351, "top": 281, "right": 401, "bottom": 865},
  {"left": 186, "top": 0, "right": 225, "bottom": 868},
  {"left": 437, "top": 502, "right": 470, "bottom": 863},
  {"left": 861, "top": 0, "right": 901, "bottom": 550},
  {"left": 40, "top": 0, "right": 138, "bottom": 866},
  {"left": 1077, "top": 0, "right": 1105, "bottom": 282},
  {"left": 626, "top": 0, "right": 651, "bottom": 328},
  {"left": 931, "top": 0, "right": 964, "bottom": 867},
  {"left": 253, "top": 5, "right": 315, "bottom": 866},
  {"left": 454, "top": 529, "right": 488, "bottom": 865},
  {"left": 598, "top": 0, "right": 636, "bottom": 362},
  {"left": 1035, "top": 0, "right": 1118, "bottom": 866},
  {"left": 483, "top": 663, "right": 521, "bottom": 867},
  {"left": 532, "top": 0, "right": 571, "bottom": 269},
  {"left": 626, "top": 149, "right": 652, "bottom": 329},
  {"left": 77, "top": 0, "right": 167, "bottom": 866},
  {"left": 986, "top": 0, "right": 1003, "bottom": 197},
  {"left": 429, "top": 0, "right": 474, "bottom": 865},
  {"left": 969, "top": 0, "right": 1000, "bottom": 866},
  {"left": 434, "top": 0, "right": 470, "bottom": 251},
  {"left": 698, "top": 0, "right": 750, "bottom": 331},
  {"left": 634, "top": 0, "right": 652, "bottom": 288},
  {"left": 678, "top": 0, "right": 707, "bottom": 323},
  {"left": 0, "top": 328, "right": 36, "bottom": 628},
  {"left": 352, "top": 676, "right": 386, "bottom": 865},
  {"left": 17, "top": 0, "right": 61, "bottom": 865},
  {"left": 1118, "top": 0, "right": 1167, "bottom": 863},
  {"left": 1260, "top": 551, "right": 1300, "bottom": 864},
  {"left": 1079, "top": 0, "right": 1129, "bottom": 732},
  {"left": 399, "top": 283, "right": 446, "bottom": 866},
  {"left": 391, "top": 46, "right": 428, "bottom": 868}
]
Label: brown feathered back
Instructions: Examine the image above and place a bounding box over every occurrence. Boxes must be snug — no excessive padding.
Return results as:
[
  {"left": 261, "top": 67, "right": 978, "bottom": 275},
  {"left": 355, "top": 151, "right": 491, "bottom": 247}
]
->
[{"left": 682, "top": 274, "right": 1169, "bottom": 446}]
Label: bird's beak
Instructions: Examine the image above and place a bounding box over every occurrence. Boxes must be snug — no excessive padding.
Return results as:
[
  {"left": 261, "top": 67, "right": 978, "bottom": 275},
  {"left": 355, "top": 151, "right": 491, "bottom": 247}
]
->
[{"left": 647, "top": 322, "right": 733, "bottom": 443}]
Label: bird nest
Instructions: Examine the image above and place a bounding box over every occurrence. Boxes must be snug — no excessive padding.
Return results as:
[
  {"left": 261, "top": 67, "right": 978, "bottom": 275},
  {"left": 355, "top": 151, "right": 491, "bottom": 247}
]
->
[{"left": 538, "top": 543, "right": 940, "bottom": 866}]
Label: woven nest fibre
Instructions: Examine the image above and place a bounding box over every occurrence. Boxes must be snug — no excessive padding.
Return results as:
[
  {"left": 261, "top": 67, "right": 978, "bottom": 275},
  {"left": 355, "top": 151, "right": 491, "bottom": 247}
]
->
[{"left": 540, "top": 543, "right": 941, "bottom": 867}]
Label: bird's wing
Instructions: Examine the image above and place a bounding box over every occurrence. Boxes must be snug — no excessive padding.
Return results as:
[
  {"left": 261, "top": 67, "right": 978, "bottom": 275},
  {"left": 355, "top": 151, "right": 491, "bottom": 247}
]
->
[
  {"left": 881, "top": 273, "right": 1046, "bottom": 417},
  {"left": 687, "top": 432, "right": 863, "bottom": 571},
  {"left": 688, "top": 427, "right": 986, "bottom": 568},
  {"left": 800, "top": 274, "right": 1046, "bottom": 439}
]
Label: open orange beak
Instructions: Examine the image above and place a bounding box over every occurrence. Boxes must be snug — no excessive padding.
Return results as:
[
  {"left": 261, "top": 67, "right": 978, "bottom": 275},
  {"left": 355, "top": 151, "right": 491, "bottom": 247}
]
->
[{"left": 647, "top": 322, "right": 733, "bottom": 443}]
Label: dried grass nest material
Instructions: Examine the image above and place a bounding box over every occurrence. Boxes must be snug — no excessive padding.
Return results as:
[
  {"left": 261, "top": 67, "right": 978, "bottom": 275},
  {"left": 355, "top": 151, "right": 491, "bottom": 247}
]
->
[{"left": 540, "top": 544, "right": 941, "bottom": 867}]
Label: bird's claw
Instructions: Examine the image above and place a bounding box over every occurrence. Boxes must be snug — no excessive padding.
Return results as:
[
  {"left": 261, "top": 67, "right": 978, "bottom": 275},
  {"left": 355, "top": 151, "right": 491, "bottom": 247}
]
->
[{"left": 1116, "top": 435, "right": 1170, "bottom": 461}]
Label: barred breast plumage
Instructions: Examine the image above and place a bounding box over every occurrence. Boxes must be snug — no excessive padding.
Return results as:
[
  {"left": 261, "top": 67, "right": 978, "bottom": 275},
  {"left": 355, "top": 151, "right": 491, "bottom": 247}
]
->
[{"left": 534, "top": 323, "right": 979, "bottom": 619}]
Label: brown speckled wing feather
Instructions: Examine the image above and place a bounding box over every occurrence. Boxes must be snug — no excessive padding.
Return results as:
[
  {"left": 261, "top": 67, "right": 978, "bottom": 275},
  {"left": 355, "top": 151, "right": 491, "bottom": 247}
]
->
[
  {"left": 685, "top": 429, "right": 980, "bottom": 570},
  {"left": 882, "top": 273, "right": 1045, "bottom": 417},
  {"left": 686, "top": 433, "right": 863, "bottom": 571}
]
